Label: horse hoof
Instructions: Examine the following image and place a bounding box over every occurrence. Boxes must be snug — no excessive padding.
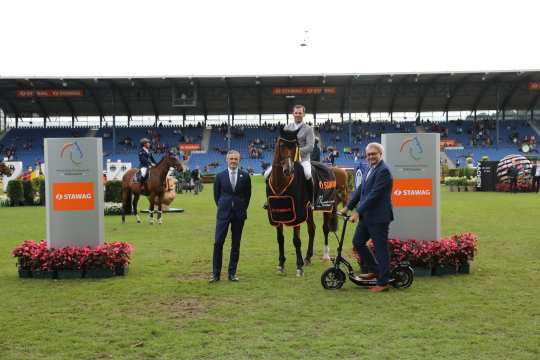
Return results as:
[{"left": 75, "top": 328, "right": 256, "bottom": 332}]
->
[
  {"left": 276, "top": 266, "right": 285, "bottom": 275},
  {"left": 303, "top": 258, "right": 312, "bottom": 266},
  {"left": 296, "top": 269, "right": 304, "bottom": 277},
  {"left": 136, "top": 220, "right": 141, "bottom": 224},
  {"left": 158, "top": 221, "right": 163, "bottom": 225}
]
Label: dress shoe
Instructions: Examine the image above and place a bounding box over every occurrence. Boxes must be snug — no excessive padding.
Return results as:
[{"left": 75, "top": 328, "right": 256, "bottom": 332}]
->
[
  {"left": 209, "top": 276, "right": 220, "bottom": 283},
  {"left": 228, "top": 275, "right": 239, "bottom": 282},
  {"left": 369, "top": 284, "right": 389, "bottom": 293},
  {"left": 358, "top": 272, "right": 377, "bottom": 280}
]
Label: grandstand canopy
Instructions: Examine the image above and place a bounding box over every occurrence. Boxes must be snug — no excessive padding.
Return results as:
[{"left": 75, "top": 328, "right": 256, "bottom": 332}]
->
[{"left": 1, "top": 71, "right": 540, "bottom": 121}]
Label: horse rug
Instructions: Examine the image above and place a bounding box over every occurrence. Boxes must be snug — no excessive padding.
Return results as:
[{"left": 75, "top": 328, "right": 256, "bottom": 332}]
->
[
  {"left": 311, "top": 161, "right": 337, "bottom": 212},
  {"left": 266, "top": 162, "right": 309, "bottom": 227}
]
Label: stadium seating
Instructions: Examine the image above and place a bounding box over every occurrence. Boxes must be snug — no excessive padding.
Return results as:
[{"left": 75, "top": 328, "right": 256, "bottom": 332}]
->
[{"left": 1, "top": 119, "right": 537, "bottom": 173}]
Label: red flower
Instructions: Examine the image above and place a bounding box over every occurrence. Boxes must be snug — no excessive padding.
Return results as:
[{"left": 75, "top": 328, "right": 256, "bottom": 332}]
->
[{"left": 12, "top": 241, "right": 134, "bottom": 271}]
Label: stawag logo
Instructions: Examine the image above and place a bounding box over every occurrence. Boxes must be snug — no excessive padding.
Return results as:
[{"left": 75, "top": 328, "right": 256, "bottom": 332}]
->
[
  {"left": 55, "top": 193, "right": 93, "bottom": 201},
  {"left": 392, "top": 178, "right": 433, "bottom": 207},
  {"left": 400, "top": 136, "right": 424, "bottom": 161},
  {"left": 393, "top": 189, "right": 431, "bottom": 196},
  {"left": 60, "top": 141, "right": 84, "bottom": 165},
  {"left": 318, "top": 180, "right": 336, "bottom": 190},
  {"left": 53, "top": 182, "right": 95, "bottom": 211}
]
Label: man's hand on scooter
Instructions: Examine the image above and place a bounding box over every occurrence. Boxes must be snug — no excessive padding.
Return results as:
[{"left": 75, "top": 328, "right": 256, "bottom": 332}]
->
[{"left": 339, "top": 208, "right": 349, "bottom": 216}]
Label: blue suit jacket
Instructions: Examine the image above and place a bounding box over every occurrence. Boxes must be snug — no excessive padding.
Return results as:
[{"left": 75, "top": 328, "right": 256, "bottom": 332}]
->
[
  {"left": 346, "top": 160, "right": 394, "bottom": 224},
  {"left": 214, "top": 169, "right": 252, "bottom": 221}
]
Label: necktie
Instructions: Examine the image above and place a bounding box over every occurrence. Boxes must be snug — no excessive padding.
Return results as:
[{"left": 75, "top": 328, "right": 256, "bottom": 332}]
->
[{"left": 231, "top": 171, "right": 237, "bottom": 190}]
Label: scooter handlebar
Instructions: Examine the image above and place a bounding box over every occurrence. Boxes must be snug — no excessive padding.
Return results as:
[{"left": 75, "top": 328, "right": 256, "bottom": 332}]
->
[{"left": 336, "top": 212, "right": 351, "bottom": 221}]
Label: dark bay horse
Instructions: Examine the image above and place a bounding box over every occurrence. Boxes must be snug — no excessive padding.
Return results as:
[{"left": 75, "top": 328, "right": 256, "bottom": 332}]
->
[
  {"left": 267, "top": 129, "right": 348, "bottom": 276},
  {"left": 121, "top": 151, "right": 183, "bottom": 224}
]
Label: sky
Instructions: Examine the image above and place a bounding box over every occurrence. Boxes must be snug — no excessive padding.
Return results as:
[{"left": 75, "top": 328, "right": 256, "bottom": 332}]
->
[{"left": 0, "top": 0, "right": 539, "bottom": 77}]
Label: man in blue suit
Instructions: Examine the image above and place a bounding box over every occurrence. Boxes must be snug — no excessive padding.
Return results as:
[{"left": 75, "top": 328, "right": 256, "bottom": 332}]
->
[
  {"left": 210, "top": 150, "right": 252, "bottom": 283},
  {"left": 340, "top": 142, "right": 394, "bottom": 293}
]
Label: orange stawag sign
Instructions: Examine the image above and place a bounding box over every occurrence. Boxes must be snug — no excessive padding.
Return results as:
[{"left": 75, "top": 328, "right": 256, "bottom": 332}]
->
[
  {"left": 392, "top": 178, "right": 433, "bottom": 207},
  {"left": 53, "top": 182, "right": 95, "bottom": 211}
]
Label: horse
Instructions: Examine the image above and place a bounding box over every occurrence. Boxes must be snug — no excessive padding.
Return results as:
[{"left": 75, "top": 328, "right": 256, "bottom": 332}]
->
[
  {"left": 121, "top": 151, "right": 183, "bottom": 225},
  {"left": 266, "top": 128, "right": 348, "bottom": 276},
  {"left": 0, "top": 162, "right": 13, "bottom": 177}
]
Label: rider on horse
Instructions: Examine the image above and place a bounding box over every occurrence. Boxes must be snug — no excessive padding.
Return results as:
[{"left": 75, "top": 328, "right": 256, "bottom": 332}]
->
[
  {"left": 138, "top": 138, "right": 157, "bottom": 186},
  {"left": 264, "top": 104, "right": 315, "bottom": 205}
]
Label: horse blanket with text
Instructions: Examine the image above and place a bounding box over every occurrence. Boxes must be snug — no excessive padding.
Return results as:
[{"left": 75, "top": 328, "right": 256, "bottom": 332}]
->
[
  {"left": 311, "top": 161, "right": 337, "bottom": 212},
  {"left": 266, "top": 162, "right": 309, "bottom": 227}
]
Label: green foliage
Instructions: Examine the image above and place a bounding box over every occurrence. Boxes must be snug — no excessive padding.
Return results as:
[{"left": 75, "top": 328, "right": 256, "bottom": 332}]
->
[
  {"left": 449, "top": 167, "right": 477, "bottom": 178},
  {"left": 22, "top": 180, "right": 35, "bottom": 205},
  {"left": 105, "top": 180, "right": 122, "bottom": 203},
  {"left": 29, "top": 177, "right": 46, "bottom": 205},
  {"left": 345, "top": 168, "right": 355, "bottom": 192},
  {"left": 6, "top": 180, "right": 24, "bottom": 206}
]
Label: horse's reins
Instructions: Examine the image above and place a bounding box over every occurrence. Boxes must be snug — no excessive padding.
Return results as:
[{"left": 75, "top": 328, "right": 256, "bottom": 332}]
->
[{"left": 269, "top": 137, "right": 300, "bottom": 196}]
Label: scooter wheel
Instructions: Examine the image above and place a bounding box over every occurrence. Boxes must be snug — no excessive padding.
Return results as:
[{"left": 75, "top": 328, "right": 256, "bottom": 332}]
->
[
  {"left": 321, "top": 268, "right": 346, "bottom": 290},
  {"left": 390, "top": 266, "right": 414, "bottom": 289}
]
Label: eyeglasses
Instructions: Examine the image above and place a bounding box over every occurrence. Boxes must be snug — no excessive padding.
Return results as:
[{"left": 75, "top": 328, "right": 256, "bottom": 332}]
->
[{"left": 366, "top": 152, "right": 379, "bottom": 156}]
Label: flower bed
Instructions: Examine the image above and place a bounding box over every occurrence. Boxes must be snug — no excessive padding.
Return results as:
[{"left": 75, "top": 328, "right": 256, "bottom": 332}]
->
[
  {"left": 12, "top": 240, "right": 133, "bottom": 279},
  {"left": 495, "top": 182, "right": 535, "bottom": 192},
  {"left": 362, "top": 233, "right": 478, "bottom": 275}
]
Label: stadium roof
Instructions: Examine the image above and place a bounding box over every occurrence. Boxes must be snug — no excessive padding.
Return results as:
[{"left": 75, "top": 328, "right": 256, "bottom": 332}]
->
[{"left": 1, "top": 71, "right": 540, "bottom": 121}]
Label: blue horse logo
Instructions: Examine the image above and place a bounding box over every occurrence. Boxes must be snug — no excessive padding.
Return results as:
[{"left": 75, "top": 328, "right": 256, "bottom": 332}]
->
[{"left": 400, "top": 136, "right": 424, "bottom": 161}]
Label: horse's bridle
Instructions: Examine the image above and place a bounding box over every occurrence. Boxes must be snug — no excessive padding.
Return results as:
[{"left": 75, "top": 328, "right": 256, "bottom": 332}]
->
[{"left": 277, "top": 137, "right": 299, "bottom": 177}]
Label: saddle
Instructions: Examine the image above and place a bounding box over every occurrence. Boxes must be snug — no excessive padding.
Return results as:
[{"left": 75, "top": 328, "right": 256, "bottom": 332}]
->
[{"left": 311, "top": 161, "right": 337, "bottom": 212}]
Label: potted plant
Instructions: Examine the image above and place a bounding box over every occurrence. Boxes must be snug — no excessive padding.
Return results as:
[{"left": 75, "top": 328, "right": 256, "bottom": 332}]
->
[
  {"left": 12, "top": 240, "right": 133, "bottom": 279},
  {"left": 51, "top": 247, "right": 83, "bottom": 279},
  {"left": 466, "top": 178, "right": 477, "bottom": 192},
  {"left": 456, "top": 176, "right": 468, "bottom": 192},
  {"left": 444, "top": 177, "right": 457, "bottom": 192}
]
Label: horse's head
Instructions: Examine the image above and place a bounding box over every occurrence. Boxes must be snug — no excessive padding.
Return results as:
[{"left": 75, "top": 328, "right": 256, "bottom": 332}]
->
[
  {"left": 274, "top": 128, "right": 300, "bottom": 177},
  {"left": 0, "top": 162, "right": 13, "bottom": 177},
  {"left": 165, "top": 149, "right": 184, "bottom": 172}
]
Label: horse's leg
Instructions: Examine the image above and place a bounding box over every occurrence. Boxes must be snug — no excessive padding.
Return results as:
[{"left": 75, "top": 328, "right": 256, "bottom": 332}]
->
[
  {"left": 276, "top": 224, "right": 286, "bottom": 274},
  {"left": 133, "top": 193, "right": 141, "bottom": 223},
  {"left": 157, "top": 195, "right": 163, "bottom": 225},
  {"left": 304, "top": 208, "right": 316, "bottom": 265},
  {"left": 121, "top": 187, "right": 130, "bottom": 224},
  {"left": 148, "top": 193, "right": 155, "bottom": 225},
  {"left": 322, "top": 212, "right": 332, "bottom": 261},
  {"left": 293, "top": 226, "right": 304, "bottom": 277}
]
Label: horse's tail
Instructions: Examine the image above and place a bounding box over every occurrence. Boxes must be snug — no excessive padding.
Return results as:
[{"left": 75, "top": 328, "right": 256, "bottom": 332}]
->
[{"left": 330, "top": 167, "right": 349, "bottom": 233}]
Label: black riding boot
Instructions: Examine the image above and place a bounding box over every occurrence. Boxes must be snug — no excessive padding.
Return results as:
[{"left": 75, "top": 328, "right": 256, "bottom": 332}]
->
[{"left": 307, "top": 178, "right": 314, "bottom": 209}]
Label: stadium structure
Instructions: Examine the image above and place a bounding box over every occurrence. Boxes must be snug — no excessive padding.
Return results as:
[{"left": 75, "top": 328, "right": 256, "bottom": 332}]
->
[{"left": 1, "top": 71, "right": 539, "bottom": 173}]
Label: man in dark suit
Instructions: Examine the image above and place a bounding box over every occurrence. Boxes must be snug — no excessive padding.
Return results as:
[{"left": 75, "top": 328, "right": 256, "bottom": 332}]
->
[
  {"left": 210, "top": 150, "right": 252, "bottom": 283},
  {"left": 311, "top": 137, "right": 321, "bottom": 162},
  {"left": 531, "top": 161, "right": 540, "bottom": 193},
  {"left": 340, "top": 142, "right": 394, "bottom": 293},
  {"left": 508, "top": 160, "right": 519, "bottom": 193}
]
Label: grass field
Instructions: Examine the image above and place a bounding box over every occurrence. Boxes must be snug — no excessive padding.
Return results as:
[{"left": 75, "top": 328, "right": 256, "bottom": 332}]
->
[{"left": 0, "top": 177, "right": 539, "bottom": 359}]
